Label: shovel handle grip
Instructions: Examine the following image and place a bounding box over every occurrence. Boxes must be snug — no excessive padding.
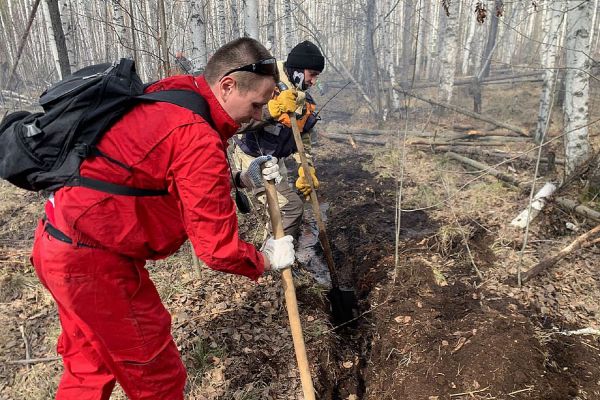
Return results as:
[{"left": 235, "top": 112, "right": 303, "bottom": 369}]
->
[{"left": 263, "top": 176, "right": 316, "bottom": 400}]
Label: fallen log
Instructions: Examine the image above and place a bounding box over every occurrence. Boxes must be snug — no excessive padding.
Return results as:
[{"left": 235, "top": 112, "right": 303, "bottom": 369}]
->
[
  {"left": 412, "top": 140, "right": 511, "bottom": 147},
  {"left": 326, "top": 126, "right": 469, "bottom": 139},
  {"left": 521, "top": 223, "right": 600, "bottom": 282},
  {"left": 392, "top": 87, "right": 530, "bottom": 137},
  {"left": 510, "top": 182, "right": 557, "bottom": 228},
  {"left": 326, "top": 126, "right": 530, "bottom": 143},
  {"left": 321, "top": 132, "right": 519, "bottom": 148},
  {"left": 320, "top": 132, "right": 388, "bottom": 145},
  {"left": 431, "top": 146, "right": 565, "bottom": 166},
  {"left": 555, "top": 197, "right": 600, "bottom": 222},
  {"left": 445, "top": 151, "right": 524, "bottom": 187},
  {"left": 445, "top": 152, "right": 600, "bottom": 224},
  {"left": 399, "top": 72, "right": 542, "bottom": 90}
]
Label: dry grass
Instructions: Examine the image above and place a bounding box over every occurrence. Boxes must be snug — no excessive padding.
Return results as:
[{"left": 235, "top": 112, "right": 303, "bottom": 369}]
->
[{"left": 7, "top": 363, "right": 60, "bottom": 400}]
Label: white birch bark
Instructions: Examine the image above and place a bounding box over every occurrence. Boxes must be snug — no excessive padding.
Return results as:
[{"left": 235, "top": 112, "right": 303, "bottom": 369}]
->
[
  {"left": 534, "top": 1, "right": 564, "bottom": 144},
  {"left": 415, "top": 0, "right": 429, "bottom": 79},
  {"left": 282, "top": 0, "right": 295, "bottom": 54},
  {"left": 589, "top": 0, "right": 599, "bottom": 47},
  {"left": 230, "top": 0, "right": 240, "bottom": 39},
  {"left": 41, "top": 0, "right": 62, "bottom": 79},
  {"left": 564, "top": 0, "right": 593, "bottom": 174},
  {"left": 189, "top": 0, "right": 207, "bottom": 73},
  {"left": 510, "top": 182, "right": 557, "bottom": 228},
  {"left": 265, "top": 0, "right": 275, "bottom": 52},
  {"left": 59, "top": 0, "right": 76, "bottom": 69},
  {"left": 424, "top": 0, "right": 440, "bottom": 79},
  {"left": 381, "top": 0, "right": 399, "bottom": 116},
  {"left": 112, "top": 0, "right": 133, "bottom": 58},
  {"left": 243, "top": 0, "right": 259, "bottom": 39},
  {"left": 439, "top": 0, "right": 459, "bottom": 104},
  {"left": 461, "top": 0, "right": 478, "bottom": 75},
  {"left": 216, "top": 0, "right": 227, "bottom": 46},
  {"left": 501, "top": 1, "right": 521, "bottom": 65}
]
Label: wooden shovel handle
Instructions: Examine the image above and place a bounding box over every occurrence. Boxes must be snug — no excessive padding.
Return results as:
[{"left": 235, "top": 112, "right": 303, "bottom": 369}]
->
[
  {"left": 263, "top": 177, "right": 315, "bottom": 400},
  {"left": 289, "top": 113, "right": 340, "bottom": 287}
]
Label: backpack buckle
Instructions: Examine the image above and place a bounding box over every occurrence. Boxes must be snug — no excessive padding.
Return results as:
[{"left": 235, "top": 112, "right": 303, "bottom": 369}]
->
[
  {"left": 74, "top": 143, "right": 91, "bottom": 157},
  {"left": 23, "top": 121, "right": 42, "bottom": 137}
]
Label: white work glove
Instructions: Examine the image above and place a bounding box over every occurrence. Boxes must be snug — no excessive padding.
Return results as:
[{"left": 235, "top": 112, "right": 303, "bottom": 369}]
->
[
  {"left": 240, "top": 155, "right": 282, "bottom": 188},
  {"left": 263, "top": 235, "right": 295, "bottom": 271}
]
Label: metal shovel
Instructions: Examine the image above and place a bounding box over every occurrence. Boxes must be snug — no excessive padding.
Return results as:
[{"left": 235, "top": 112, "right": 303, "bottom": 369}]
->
[{"left": 289, "top": 113, "right": 358, "bottom": 325}]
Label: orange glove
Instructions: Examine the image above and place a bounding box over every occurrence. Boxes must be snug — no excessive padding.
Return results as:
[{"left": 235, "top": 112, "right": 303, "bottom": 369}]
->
[{"left": 295, "top": 166, "right": 319, "bottom": 197}]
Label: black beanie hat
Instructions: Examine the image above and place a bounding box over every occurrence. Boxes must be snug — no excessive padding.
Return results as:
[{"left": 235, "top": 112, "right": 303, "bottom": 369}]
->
[{"left": 286, "top": 41, "right": 325, "bottom": 72}]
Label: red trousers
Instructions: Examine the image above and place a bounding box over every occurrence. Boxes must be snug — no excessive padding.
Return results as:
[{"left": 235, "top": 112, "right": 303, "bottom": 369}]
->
[{"left": 31, "top": 221, "right": 186, "bottom": 399}]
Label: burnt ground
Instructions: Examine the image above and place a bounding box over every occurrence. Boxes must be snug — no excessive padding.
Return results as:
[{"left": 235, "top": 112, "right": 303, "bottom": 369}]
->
[{"left": 308, "top": 135, "right": 600, "bottom": 400}]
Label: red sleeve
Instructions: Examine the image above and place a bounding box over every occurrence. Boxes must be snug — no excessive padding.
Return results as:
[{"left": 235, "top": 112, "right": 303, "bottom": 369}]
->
[{"left": 167, "top": 122, "right": 264, "bottom": 280}]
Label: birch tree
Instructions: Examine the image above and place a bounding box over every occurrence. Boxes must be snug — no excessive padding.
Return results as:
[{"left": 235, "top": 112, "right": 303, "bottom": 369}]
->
[
  {"left": 481, "top": 0, "right": 502, "bottom": 78},
  {"left": 564, "top": 0, "right": 593, "bottom": 174},
  {"left": 158, "top": 0, "right": 169, "bottom": 77},
  {"left": 216, "top": 0, "right": 227, "bottom": 46},
  {"left": 243, "top": 0, "right": 258, "bottom": 39},
  {"left": 461, "top": 0, "right": 478, "bottom": 75},
  {"left": 439, "top": 0, "right": 459, "bottom": 104},
  {"left": 44, "top": 0, "right": 70, "bottom": 78},
  {"left": 59, "top": 0, "right": 77, "bottom": 70},
  {"left": 534, "top": 1, "right": 564, "bottom": 144},
  {"left": 282, "top": 0, "right": 295, "bottom": 53},
  {"left": 401, "top": 0, "right": 414, "bottom": 76},
  {"left": 112, "top": 0, "right": 133, "bottom": 59},
  {"left": 265, "top": 0, "right": 276, "bottom": 52},
  {"left": 189, "top": 0, "right": 207, "bottom": 73}
]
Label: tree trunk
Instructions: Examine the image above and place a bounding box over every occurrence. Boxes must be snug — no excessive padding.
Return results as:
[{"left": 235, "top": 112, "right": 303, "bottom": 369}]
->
[
  {"left": 59, "top": 0, "right": 76, "bottom": 70},
  {"left": 439, "top": 0, "right": 459, "bottom": 105},
  {"left": 189, "top": 0, "right": 207, "bottom": 73},
  {"left": 112, "top": 0, "right": 133, "bottom": 58},
  {"left": 481, "top": 0, "right": 502, "bottom": 78},
  {"left": 402, "top": 0, "right": 414, "bottom": 76},
  {"left": 534, "top": 1, "right": 564, "bottom": 144},
  {"left": 44, "top": 0, "right": 70, "bottom": 78},
  {"left": 415, "top": 0, "right": 429, "bottom": 79},
  {"left": 461, "top": 0, "right": 478, "bottom": 75},
  {"left": 265, "top": 0, "right": 275, "bottom": 52},
  {"left": 7, "top": 0, "right": 42, "bottom": 89},
  {"left": 216, "top": 0, "right": 227, "bottom": 46},
  {"left": 230, "top": 0, "right": 240, "bottom": 39},
  {"left": 283, "top": 0, "right": 295, "bottom": 53},
  {"left": 243, "top": 0, "right": 258, "bottom": 39},
  {"left": 157, "top": 0, "right": 170, "bottom": 77},
  {"left": 564, "top": 0, "right": 592, "bottom": 175}
]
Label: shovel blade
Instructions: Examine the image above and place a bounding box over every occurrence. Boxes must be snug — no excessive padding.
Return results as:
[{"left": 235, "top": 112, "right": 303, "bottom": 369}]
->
[{"left": 327, "top": 287, "right": 358, "bottom": 327}]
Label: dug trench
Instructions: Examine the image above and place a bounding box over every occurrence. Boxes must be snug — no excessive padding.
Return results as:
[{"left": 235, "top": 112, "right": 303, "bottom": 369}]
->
[{"left": 304, "top": 139, "right": 600, "bottom": 399}]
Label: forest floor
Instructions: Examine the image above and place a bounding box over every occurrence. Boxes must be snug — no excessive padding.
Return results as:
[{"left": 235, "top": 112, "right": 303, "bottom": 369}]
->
[{"left": 2, "top": 77, "right": 600, "bottom": 399}]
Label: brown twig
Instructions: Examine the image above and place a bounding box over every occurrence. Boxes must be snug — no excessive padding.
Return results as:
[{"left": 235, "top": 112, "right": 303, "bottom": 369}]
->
[
  {"left": 522, "top": 223, "right": 600, "bottom": 282},
  {"left": 7, "top": 356, "right": 61, "bottom": 365}
]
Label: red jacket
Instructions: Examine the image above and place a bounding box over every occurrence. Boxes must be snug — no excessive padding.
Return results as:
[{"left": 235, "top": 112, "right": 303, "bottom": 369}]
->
[{"left": 51, "top": 75, "right": 264, "bottom": 280}]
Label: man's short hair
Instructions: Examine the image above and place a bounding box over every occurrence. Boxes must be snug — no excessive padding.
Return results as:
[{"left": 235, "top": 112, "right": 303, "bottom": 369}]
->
[{"left": 204, "top": 38, "right": 278, "bottom": 92}]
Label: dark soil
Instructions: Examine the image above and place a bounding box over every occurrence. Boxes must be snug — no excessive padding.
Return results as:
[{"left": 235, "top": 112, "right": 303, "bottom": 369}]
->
[{"left": 311, "top": 138, "right": 600, "bottom": 400}]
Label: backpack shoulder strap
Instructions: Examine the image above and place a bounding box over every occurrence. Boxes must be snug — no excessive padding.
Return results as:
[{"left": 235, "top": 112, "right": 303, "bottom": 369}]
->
[
  {"left": 69, "top": 89, "right": 217, "bottom": 197},
  {"left": 136, "top": 90, "right": 215, "bottom": 129}
]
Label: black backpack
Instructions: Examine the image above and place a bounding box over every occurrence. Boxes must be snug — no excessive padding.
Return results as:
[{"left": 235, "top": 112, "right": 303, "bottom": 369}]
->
[{"left": 0, "top": 58, "right": 213, "bottom": 195}]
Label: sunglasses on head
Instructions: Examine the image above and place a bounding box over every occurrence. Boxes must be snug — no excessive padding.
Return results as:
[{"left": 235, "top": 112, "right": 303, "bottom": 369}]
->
[{"left": 221, "top": 58, "right": 278, "bottom": 79}]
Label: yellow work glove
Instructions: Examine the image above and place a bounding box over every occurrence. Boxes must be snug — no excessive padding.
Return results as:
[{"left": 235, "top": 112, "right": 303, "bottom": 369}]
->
[
  {"left": 295, "top": 166, "right": 320, "bottom": 197},
  {"left": 267, "top": 89, "right": 298, "bottom": 119}
]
